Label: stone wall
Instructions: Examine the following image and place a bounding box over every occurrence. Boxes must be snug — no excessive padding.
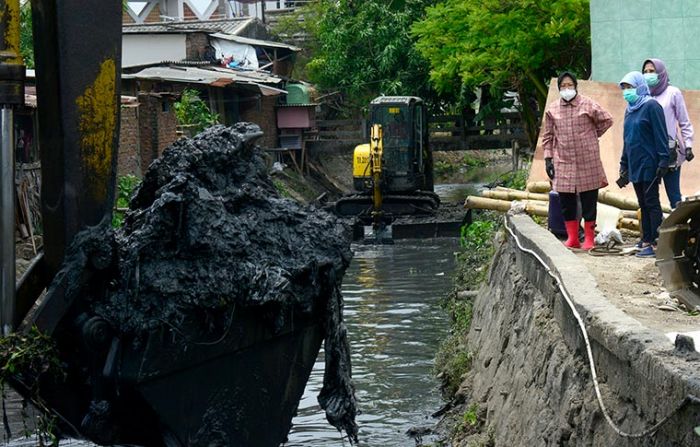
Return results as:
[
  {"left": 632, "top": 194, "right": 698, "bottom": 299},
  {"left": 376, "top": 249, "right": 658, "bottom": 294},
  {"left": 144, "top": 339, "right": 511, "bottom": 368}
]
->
[{"left": 447, "top": 214, "right": 700, "bottom": 446}]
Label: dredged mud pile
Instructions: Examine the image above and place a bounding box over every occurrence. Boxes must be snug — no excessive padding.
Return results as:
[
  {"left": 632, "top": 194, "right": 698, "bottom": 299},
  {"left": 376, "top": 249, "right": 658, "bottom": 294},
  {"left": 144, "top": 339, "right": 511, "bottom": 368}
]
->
[{"left": 55, "top": 124, "right": 358, "bottom": 441}]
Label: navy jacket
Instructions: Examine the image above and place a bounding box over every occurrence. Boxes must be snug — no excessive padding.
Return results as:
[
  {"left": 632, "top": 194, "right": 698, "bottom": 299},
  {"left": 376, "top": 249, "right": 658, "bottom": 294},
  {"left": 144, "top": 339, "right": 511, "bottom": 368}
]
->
[{"left": 620, "top": 100, "right": 670, "bottom": 183}]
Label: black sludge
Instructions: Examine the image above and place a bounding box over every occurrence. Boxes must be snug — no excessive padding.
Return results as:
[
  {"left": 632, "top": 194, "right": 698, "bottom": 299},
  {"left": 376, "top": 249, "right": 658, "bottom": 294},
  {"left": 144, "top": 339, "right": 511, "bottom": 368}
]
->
[{"left": 41, "top": 124, "right": 358, "bottom": 445}]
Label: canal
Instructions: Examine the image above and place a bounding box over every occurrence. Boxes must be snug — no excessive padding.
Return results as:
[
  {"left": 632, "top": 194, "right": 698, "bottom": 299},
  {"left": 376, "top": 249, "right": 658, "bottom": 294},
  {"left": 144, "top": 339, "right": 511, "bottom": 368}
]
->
[{"left": 286, "top": 238, "right": 459, "bottom": 446}]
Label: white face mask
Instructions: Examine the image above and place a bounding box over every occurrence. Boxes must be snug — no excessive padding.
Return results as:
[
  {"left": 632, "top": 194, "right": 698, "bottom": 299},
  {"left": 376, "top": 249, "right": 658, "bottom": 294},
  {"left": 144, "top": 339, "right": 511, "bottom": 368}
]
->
[{"left": 560, "top": 88, "right": 577, "bottom": 101}]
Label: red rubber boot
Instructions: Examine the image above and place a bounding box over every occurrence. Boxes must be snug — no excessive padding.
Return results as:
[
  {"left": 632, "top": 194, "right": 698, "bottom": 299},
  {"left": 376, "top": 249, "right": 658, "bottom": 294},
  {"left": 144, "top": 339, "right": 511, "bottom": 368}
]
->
[
  {"left": 563, "top": 220, "right": 581, "bottom": 249},
  {"left": 582, "top": 221, "right": 596, "bottom": 250}
]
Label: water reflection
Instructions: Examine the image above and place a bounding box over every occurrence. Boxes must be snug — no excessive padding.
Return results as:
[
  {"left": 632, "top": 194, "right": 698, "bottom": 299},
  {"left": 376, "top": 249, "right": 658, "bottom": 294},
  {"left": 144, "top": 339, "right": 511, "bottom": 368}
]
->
[{"left": 286, "top": 239, "right": 459, "bottom": 446}]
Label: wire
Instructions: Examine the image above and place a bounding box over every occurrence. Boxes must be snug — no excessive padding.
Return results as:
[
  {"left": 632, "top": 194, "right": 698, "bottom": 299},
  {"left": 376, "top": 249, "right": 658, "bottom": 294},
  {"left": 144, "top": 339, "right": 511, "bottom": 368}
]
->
[{"left": 502, "top": 217, "right": 699, "bottom": 439}]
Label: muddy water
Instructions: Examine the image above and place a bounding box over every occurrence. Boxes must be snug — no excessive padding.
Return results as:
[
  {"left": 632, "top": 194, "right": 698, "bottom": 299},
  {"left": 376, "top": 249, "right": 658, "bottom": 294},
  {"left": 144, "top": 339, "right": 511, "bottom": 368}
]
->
[{"left": 286, "top": 238, "right": 459, "bottom": 446}]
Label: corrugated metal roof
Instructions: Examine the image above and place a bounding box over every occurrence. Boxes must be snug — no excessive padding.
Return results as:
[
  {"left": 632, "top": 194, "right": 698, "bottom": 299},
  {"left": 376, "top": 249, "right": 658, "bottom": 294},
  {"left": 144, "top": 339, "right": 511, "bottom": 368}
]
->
[
  {"left": 209, "top": 32, "right": 301, "bottom": 52},
  {"left": 123, "top": 18, "right": 254, "bottom": 35},
  {"left": 370, "top": 96, "right": 423, "bottom": 105},
  {"left": 122, "top": 66, "right": 287, "bottom": 96}
]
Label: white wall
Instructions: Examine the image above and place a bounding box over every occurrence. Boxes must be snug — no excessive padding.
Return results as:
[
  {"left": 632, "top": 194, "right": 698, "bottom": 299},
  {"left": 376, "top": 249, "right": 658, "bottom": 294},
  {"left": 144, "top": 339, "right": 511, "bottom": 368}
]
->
[{"left": 122, "top": 34, "right": 187, "bottom": 68}]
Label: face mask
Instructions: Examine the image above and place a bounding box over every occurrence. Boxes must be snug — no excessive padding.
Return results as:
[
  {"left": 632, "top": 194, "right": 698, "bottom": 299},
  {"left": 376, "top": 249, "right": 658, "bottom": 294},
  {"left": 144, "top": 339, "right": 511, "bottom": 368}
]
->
[
  {"left": 559, "top": 88, "right": 576, "bottom": 101},
  {"left": 623, "top": 88, "right": 639, "bottom": 104},
  {"left": 644, "top": 73, "right": 659, "bottom": 87}
]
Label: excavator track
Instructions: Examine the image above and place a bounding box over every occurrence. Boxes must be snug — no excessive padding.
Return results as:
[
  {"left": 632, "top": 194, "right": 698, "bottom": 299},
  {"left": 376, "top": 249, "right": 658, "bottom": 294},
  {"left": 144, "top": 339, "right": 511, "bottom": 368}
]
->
[
  {"left": 334, "top": 191, "right": 441, "bottom": 218},
  {"left": 656, "top": 195, "right": 700, "bottom": 312}
]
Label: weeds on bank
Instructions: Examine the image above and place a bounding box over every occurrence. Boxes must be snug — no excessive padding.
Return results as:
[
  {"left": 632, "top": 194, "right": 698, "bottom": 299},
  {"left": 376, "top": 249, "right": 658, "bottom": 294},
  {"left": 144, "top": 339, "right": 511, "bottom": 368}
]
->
[
  {"left": 435, "top": 211, "right": 501, "bottom": 397},
  {"left": 0, "top": 327, "right": 65, "bottom": 446}
]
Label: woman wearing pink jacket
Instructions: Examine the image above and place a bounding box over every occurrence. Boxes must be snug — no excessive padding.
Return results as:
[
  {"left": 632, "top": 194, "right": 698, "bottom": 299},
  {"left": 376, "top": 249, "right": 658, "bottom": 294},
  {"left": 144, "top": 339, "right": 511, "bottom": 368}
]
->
[{"left": 542, "top": 72, "right": 614, "bottom": 250}]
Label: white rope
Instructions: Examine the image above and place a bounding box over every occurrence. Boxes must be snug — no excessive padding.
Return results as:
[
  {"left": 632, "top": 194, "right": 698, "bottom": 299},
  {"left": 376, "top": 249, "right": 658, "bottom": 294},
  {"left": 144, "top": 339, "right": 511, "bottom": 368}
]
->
[{"left": 502, "top": 218, "right": 697, "bottom": 439}]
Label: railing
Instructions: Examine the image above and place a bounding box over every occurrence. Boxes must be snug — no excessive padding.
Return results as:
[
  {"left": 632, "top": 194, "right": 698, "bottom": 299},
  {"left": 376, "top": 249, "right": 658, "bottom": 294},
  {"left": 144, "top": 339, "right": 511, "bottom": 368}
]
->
[
  {"left": 308, "top": 113, "right": 528, "bottom": 151},
  {"left": 428, "top": 112, "right": 528, "bottom": 151}
]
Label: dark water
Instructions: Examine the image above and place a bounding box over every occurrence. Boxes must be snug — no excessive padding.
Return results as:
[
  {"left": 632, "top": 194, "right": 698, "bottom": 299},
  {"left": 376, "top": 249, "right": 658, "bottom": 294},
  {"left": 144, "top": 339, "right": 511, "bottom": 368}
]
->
[{"left": 286, "top": 238, "right": 459, "bottom": 446}]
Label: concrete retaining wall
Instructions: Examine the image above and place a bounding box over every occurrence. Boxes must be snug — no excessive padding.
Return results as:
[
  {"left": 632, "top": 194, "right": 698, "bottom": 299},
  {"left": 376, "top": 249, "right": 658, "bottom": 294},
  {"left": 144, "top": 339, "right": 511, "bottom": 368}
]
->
[{"left": 458, "top": 214, "right": 700, "bottom": 446}]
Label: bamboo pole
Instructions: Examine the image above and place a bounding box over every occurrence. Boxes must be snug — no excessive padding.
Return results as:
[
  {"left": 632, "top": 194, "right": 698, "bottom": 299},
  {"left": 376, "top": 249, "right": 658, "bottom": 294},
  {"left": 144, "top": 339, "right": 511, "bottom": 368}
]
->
[
  {"left": 481, "top": 189, "right": 550, "bottom": 202},
  {"left": 599, "top": 190, "right": 672, "bottom": 214},
  {"left": 464, "top": 196, "right": 548, "bottom": 217},
  {"left": 526, "top": 181, "right": 551, "bottom": 193},
  {"left": 617, "top": 217, "right": 640, "bottom": 232}
]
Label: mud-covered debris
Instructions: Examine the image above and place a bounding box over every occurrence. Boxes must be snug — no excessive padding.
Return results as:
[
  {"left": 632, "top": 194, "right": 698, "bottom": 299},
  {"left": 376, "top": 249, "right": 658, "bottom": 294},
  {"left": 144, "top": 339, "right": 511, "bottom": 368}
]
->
[{"left": 51, "top": 124, "right": 359, "bottom": 442}]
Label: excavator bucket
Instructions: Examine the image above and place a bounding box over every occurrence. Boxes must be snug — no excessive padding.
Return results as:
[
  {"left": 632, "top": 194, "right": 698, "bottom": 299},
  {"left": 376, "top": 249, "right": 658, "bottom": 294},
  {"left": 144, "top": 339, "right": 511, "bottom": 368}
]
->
[{"left": 656, "top": 195, "right": 700, "bottom": 311}]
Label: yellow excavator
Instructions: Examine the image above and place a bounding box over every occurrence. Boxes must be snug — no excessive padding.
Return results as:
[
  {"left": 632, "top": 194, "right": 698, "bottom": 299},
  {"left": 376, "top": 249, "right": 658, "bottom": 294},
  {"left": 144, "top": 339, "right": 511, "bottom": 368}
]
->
[{"left": 335, "top": 96, "right": 440, "bottom": 235}]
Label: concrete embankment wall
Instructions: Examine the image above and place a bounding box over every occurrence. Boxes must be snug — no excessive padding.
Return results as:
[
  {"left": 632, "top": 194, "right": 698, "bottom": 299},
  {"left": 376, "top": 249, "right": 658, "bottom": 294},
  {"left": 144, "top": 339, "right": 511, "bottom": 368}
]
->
[{"left": 460, "top": 214, "right": 700, "bottom": 446}]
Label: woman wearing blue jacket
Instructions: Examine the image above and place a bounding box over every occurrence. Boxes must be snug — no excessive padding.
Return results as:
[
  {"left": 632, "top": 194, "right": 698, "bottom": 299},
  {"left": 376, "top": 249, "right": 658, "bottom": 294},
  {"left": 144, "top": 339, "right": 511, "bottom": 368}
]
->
[{"left": 616, "top": 71, "right": 670, "bottom": 258}]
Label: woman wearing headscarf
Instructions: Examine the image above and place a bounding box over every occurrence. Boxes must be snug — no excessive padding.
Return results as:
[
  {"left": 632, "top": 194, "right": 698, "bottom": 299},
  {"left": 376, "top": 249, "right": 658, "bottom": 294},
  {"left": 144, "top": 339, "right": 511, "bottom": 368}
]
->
[
  {"left": 542, "top": 72, "right": 613, "bottom": 250},
  {"left": 616, "top": 71, "right": 670, "bottom": 258},
  {"left": 642, "top": 58, "right": 694, "bottom": 208}
]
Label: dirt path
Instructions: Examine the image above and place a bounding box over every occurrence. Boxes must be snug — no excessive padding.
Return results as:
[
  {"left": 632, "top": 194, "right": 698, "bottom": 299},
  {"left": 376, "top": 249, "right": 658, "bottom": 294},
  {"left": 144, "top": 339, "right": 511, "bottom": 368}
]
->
[{"left": 575, "top": 249, "right": 700, "bottom": 335}]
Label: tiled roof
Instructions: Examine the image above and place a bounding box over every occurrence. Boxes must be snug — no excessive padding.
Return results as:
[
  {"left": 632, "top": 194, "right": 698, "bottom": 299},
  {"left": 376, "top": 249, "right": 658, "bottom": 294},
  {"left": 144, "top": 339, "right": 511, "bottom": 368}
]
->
[{"left": 123, "top": 18, "right": 254, "bottom": 35}]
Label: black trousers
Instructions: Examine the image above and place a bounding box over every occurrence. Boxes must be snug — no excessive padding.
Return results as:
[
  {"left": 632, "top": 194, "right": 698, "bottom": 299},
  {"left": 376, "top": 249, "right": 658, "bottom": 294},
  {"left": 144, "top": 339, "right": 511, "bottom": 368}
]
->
[
  {"left": 633, "top": 180, "right": 662, "bottom": 244},
  {"left": 559, "top": 189, "right": 598, "bottom": 222}
]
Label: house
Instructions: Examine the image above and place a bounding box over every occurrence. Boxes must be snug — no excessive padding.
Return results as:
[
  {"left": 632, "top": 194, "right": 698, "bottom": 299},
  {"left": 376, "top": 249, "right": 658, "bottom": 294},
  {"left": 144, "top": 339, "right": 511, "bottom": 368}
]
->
[{"left": 119, "top": 13, "right": 306, "bottom": 176}]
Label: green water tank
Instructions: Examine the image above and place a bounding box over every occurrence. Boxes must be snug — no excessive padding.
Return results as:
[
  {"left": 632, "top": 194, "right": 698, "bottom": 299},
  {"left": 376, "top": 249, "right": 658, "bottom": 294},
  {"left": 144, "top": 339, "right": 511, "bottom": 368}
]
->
[{"left": 286, "top": 84, "right": 311, "bottom": 105}]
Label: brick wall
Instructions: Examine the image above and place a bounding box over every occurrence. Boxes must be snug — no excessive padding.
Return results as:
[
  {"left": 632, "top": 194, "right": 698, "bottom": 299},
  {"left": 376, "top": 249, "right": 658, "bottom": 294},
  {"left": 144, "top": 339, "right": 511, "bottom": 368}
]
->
[
  {"left": 138, "top": 94, "right": 179, "bottom": 172},
  {"left": 144, "top": 4, "right": 162, "bottom": 23},
  {"left": 186, "top": 33, "right": 210, "bottom": 60},
  {"left": 118, "top": 104, "right": 142, "bottom": 177},
  {"left": 239, "top": 95, "right": 277, "bottom": 148}
]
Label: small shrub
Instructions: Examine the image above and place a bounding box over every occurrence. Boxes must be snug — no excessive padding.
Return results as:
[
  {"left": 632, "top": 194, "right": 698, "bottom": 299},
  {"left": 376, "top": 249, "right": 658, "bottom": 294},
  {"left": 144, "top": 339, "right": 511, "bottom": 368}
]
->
[
  {"left": 462, "top": 154, "right": 487, "bottom": 168},
  {"left": 500, "top": 169, "right": 528, "bottom": 190},
  {"left": 174, "top": 88, "right": 220, "bottom": 135},
  {"left": 462, "top": 403, "right": 479, "bottom": 427}
]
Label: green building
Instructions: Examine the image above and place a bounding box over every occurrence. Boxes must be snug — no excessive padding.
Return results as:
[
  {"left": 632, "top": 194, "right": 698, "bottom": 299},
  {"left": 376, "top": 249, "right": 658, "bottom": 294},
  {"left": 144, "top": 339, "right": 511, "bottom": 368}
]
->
[{"left": 591, "top": 0, "right": 700, "bottom": 89}]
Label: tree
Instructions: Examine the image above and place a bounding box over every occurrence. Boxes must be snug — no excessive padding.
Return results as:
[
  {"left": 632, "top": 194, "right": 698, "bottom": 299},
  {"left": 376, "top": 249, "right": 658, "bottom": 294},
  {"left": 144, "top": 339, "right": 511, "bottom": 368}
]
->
[
  {"left": 279, "top": 0, "right": 440, "bottom": 114},
  {"left": 19, "top": 1, "right": 33, "bottom": 68},
  {"left": 412, "top": 0, "right": 591, "bottom": 147}
]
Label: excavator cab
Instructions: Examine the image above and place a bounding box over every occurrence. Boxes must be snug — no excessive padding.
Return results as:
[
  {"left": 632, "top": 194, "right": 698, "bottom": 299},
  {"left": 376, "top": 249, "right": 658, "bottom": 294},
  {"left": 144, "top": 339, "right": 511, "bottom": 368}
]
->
[
  {"left": 337, "top": 96, "right": 439, "bottom": 219},
  {"left": 352, "top": 96, "right": 433, "bottom": 193}
]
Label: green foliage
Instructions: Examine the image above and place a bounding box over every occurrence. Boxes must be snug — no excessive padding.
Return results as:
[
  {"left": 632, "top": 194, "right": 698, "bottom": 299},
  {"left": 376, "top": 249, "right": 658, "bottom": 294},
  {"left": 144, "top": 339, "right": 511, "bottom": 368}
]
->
[
  {"left": 290, "top": 0, "right": 439, "bottom": 111},
  {"left": 273, "top": 179, "right": 292, "bottom": 198},
  {"left": 462, "top": 403, "right": 479, "bottom": 427},
  {"left": 0, "top": 327, "right": 64, "bottom": 446},
  {"left": 460, "top": 220, "right": 495, "bottom": 250},
  {"left": 436, "top": 212, "right": 501, "bottom": 398},
  {"left": 20, "top": 2, "right": 34, "bottom": 68},
  {"left": 112, "top": 175, "right": 141, "bottom": 228},
  {"left": 0, "top": 327, "right": 62, "bottom": 382},
  {"left": 501, "top": 169, "right": 528, "bottom": 190},
  {"left": 434, "top": 159, "right": 459, "bottom": 178},
  {"left": 412, "top": 0, "right": 591, "bottom": 143},
  {"left": 462, "top": 154, "right": 487, "bottom": 168},
  {"left": 434, "top": 335, "right": 472, "bottom": 397},
  {"left": 695, "top": 426, "right": 700, "bottom": 437},
  {"left": 174, "top": 89, "right": 220, "bottom": 134}
]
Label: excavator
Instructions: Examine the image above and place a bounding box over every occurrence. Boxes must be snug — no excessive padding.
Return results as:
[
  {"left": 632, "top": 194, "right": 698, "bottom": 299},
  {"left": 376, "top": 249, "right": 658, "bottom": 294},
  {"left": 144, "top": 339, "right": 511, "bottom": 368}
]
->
[
  {"left": 0, "top": 1, "right": 356, "bottom": 446},
  {"left": 334, "top": 96, "right": 440, "bottom": 238}
]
